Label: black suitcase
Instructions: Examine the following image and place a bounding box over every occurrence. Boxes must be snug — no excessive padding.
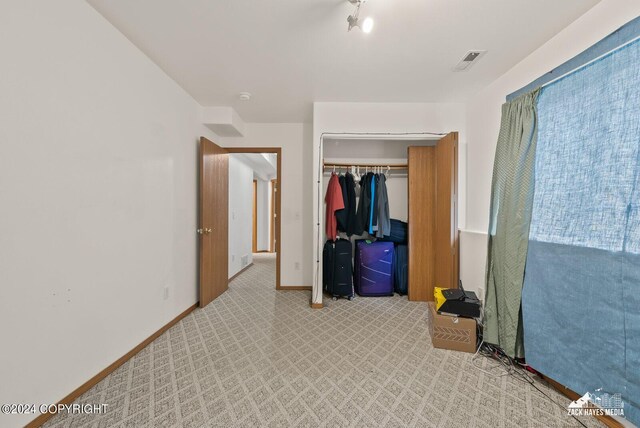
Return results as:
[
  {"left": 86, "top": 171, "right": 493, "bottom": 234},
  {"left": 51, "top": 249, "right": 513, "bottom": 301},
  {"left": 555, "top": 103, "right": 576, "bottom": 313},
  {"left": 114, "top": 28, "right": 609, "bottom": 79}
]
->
[
  {"left": 323, "top": 239, "right": 354, "bottom": 300},
  {"left": 393, "top": 244, "right": 408, "bottom": 295}
]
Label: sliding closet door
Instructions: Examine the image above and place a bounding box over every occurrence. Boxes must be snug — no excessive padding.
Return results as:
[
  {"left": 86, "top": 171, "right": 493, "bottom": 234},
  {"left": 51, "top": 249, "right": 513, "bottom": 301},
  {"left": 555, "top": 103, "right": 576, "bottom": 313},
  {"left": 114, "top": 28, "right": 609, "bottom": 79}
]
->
[
  {"left": 408, "top": 146, "right": 436, "bottom": 301},
  {"left": 435, "top": 132, "right": 459, "bottom": 290}
]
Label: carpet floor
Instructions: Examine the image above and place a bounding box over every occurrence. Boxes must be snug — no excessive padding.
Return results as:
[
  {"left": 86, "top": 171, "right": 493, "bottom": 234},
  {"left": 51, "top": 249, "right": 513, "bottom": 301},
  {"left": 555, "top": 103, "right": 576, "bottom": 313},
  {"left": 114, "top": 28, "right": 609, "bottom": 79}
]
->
[{"left": 44, "top": 253, "right": 603, "bottom": 427}]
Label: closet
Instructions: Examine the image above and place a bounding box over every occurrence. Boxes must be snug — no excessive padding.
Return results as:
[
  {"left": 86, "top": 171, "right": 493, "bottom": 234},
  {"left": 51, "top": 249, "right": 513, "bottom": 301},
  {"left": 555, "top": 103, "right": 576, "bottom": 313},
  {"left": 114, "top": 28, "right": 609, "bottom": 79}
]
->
[{"left": 322, "top": 132, "right": 458, "bottom": 302}]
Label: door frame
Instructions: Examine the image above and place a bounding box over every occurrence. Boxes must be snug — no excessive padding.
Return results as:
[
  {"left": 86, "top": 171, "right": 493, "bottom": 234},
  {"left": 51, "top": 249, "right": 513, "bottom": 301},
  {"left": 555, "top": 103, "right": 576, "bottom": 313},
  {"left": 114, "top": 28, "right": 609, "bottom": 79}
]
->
[
  {"left": 226, "top": 147, "right": 282, "bottom": 289},
  {"left": 313, "top": 133, "right": 454, "bottom": 308},
  {"left": 270, "top": 179, "right": 277, "bottom": 253}
]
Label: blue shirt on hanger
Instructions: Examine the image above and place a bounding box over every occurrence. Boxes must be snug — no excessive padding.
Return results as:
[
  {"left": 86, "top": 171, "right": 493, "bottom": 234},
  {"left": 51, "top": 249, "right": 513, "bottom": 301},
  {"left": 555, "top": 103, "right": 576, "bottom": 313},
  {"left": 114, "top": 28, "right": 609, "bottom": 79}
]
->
[{"left": 369, "top": 174, "right": 376, "bottom": 234}]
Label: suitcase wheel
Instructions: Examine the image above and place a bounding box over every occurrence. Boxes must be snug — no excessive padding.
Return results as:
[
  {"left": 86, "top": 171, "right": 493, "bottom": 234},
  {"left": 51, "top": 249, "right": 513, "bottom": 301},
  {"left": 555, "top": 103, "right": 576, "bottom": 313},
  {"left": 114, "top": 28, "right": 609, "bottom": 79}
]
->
[
  {"left": 348, "top": 296, "right": 354, "bottom": 301},
  {"left": 332, "top": 296, "right": 338, "bottom": 301}
]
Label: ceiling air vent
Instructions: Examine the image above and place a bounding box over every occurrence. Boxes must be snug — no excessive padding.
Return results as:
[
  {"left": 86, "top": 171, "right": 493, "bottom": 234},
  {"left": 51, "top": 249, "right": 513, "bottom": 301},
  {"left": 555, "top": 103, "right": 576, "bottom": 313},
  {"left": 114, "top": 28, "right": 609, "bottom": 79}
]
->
[{"left": 453, "top": 50, "right": 487, "bottom": 72}]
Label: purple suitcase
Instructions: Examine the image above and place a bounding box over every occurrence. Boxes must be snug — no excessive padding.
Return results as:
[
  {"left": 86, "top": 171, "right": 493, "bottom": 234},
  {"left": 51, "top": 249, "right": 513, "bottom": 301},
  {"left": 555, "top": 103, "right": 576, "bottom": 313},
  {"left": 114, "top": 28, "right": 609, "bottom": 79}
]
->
[{"left": 354, "top": 240, "right": 394, "bottom": 296}]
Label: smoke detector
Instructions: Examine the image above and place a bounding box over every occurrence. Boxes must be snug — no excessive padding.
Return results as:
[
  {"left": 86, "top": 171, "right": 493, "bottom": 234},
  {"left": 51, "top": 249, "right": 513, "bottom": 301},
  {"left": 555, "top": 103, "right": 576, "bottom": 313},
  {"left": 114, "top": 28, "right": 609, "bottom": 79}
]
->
[
  {"left": 453, "top": 50, "right": 487, "bottom": 72},
  {"left": 239, "top": 92, "right": 251, "bottom": 101}
]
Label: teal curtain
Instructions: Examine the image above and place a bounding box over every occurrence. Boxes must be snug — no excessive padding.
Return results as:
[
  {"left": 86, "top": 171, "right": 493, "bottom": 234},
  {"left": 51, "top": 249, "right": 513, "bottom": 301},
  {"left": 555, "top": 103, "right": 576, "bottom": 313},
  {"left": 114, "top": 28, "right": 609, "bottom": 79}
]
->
[{"left": 484, "top": 89, "right": 540, "bottom": 358}]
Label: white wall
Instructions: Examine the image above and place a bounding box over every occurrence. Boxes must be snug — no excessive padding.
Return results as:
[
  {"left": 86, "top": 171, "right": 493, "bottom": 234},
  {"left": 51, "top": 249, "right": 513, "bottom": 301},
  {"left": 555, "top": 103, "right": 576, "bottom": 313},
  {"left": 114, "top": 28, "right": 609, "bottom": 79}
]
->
[
  {"left": 312, "top": 102, "right": 467, "bottom": 304},
  {"left": 462, "top": 0, "right": 640, "bottom": 298},
  {"left": 256, "top": 178, "right": 270, "bottom": 251},
  {"left": 228, "top": 156, "right": 254, "bottom": 277},
  {"left": 221, "top": 124, "right": 312, "bottom": 287},
  {"left": 0, "top": 2, "right": 219, "bottom": 427}
]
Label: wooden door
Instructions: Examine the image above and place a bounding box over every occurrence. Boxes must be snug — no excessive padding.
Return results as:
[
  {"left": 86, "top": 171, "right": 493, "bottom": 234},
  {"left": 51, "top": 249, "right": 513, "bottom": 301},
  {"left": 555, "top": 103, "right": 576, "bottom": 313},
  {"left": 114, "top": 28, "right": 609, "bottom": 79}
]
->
[
  {"left": 407, "top": 146, "right": 436, "bottom": 301},
  {"left": 199, "top": 137, "right": 229, "bottom": 308},
  {"left": 435, "top": 132, "right": 459, "bottom": 290}
]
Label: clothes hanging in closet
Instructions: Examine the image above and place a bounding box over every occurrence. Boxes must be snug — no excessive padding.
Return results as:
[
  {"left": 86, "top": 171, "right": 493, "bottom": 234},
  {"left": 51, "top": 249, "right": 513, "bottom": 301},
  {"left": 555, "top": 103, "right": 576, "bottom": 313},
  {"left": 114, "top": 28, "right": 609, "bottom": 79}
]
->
[
  {"left": 368, "top": 173, "right": 378, "bottom": 234},
  {"left": 333, "top": 172, "right": 358, "bottom": 237},
  {"left": 344, "top": 172, "right": 357, "bottom": 236},
  {"left": 354, "top": 172, "right": 371, "bottom": 236},
  {"left": 336, "top": 175, "right": 348, "bottom": 233},
  {"left": 325, "top": 172, "right": 344, "bottom": 240},
  {"left": 331, "top": 170, "right": 391, "bottom": 238},
  {"left": 376, "top": 174, "right": 390, "bottom": 238}
]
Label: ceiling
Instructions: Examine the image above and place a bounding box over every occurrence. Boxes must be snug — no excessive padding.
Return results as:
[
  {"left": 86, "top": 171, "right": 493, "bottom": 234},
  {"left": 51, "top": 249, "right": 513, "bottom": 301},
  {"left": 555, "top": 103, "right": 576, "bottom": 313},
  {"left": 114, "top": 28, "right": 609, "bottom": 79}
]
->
[
  {"left": 232, "top": 153, "right": 277, "bottom": 181},
  {"left": 87, "top": 0, "right": 600, "bottom": 123}
]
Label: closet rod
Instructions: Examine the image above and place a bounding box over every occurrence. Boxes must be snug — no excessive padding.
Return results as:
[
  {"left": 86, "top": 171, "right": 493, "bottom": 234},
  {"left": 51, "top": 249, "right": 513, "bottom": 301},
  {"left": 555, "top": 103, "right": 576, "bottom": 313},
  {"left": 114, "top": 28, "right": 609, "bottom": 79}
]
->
[{"left": 323, "top": 162, "right": 407, "bottom": 170}]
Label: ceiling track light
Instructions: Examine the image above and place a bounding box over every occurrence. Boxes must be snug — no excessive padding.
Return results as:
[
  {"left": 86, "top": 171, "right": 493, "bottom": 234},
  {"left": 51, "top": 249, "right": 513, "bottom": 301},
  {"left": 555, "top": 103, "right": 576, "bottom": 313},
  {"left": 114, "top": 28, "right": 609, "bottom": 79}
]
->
[{"left": 347, "top": 0, "right": 374, "bottom": 33}]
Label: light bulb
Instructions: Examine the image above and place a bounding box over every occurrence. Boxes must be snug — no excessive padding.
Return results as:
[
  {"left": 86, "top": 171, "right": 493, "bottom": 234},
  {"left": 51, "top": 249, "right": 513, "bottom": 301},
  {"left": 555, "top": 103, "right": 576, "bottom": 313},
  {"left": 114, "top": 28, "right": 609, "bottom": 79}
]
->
[{"left": 362, "top": 17, "right": 374, "bottom": 33}]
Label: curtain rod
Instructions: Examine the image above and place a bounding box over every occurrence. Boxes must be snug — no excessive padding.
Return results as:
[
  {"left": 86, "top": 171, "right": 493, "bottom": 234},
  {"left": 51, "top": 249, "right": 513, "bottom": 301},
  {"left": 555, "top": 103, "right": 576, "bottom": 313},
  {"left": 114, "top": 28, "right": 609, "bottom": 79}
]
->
[
  {"left": 507, "top": 16, "right": 640, "bottom": 100},
  {"left": 540, "top": 34, "right": 640, "bottom": 90}
]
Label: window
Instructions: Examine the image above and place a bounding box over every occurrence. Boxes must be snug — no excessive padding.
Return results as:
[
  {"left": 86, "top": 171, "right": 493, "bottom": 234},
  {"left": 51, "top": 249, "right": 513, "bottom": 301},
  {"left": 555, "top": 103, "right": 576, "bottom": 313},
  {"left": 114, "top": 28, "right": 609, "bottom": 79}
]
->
[{"left": 522, "top": 38, "right": 640, "bottom": 424}]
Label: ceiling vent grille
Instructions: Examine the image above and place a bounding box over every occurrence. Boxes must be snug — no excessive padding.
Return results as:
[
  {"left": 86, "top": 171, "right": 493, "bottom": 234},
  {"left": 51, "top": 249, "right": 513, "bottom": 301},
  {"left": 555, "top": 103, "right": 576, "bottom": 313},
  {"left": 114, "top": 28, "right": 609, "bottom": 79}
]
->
[{"left": 454, "top": 50, "right": 487, "bottom": 72}]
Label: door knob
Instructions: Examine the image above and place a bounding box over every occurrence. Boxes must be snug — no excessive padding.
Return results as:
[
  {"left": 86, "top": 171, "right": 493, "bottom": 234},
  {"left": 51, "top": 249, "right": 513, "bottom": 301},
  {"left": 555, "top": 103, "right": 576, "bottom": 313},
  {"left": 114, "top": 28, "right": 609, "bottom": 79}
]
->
[
  {"left": 205, "top": 228, "right": 212, "bottom": 234},
  {"left": 197, "top": 229, "right": 204, "bottom": 235}
]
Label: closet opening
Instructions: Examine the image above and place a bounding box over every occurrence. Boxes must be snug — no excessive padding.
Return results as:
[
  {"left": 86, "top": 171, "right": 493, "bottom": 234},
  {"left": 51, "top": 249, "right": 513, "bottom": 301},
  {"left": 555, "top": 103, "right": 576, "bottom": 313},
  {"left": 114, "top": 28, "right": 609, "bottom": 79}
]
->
[
  {"left": 226, "top": 148, "right": 281, "bottom": 289},
  {"left": 317, "top": 133, "right": 459, "bottom": 306}
]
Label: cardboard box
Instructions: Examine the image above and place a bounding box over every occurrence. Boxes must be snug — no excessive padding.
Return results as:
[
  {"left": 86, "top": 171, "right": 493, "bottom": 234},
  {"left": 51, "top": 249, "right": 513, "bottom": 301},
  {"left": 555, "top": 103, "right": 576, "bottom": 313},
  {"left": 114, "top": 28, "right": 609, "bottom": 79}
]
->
[{"left": 428, "top": 302, "right": 477, "bottom": 353}]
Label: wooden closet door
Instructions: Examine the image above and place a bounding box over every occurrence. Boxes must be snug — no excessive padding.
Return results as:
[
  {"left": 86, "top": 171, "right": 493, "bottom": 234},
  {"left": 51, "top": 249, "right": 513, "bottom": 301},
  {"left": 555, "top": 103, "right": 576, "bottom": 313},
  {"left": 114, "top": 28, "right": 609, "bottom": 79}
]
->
[
  {"left": 408, "top": 146, "right": 436, "bottom": 301},
  {"left": 435, "top": 132, "right": 459, "bottom": 291}
]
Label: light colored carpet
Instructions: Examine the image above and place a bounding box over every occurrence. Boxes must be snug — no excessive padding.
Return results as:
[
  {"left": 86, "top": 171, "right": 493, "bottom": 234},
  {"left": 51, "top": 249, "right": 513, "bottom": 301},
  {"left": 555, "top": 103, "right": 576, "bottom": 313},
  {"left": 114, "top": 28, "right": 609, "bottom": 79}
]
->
[{"left": 44, "top": 254, "right": 603, "bottom": 427}]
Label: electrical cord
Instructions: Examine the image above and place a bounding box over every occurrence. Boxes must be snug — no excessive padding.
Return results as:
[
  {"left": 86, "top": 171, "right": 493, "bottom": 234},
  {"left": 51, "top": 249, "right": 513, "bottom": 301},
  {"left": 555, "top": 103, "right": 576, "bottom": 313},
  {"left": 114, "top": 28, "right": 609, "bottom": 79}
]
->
[
  {"left": 471, "top": 339, "right": 513, "bottom": 378},
  {"left": 511, "top": 364, "right": 588, "bottom": 428},
  {"left": 472, "top": 310, "right": 588, "bottom": 427},
  {"left": 472, "top": 341, "right": 588, "bottom": 428}
]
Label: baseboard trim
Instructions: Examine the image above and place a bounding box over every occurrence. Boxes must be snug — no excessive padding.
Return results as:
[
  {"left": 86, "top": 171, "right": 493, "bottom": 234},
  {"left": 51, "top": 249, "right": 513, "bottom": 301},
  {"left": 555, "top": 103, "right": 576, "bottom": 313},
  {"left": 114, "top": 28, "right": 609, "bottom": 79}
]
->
[
  {"left": 542, "top": 375, "right": 624, "bottom": 428},
  {"left": 25, "top": 303, "right": 198, "bottom": 428},
  {"left": 228, "top": 263, "right": 253, "bottom": 283},
  {"left": 277, "top": 285, "right": 312, "bottom": 290},
  {"left": 310, "top": 301, "right": 323, "bottom": 309}
]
